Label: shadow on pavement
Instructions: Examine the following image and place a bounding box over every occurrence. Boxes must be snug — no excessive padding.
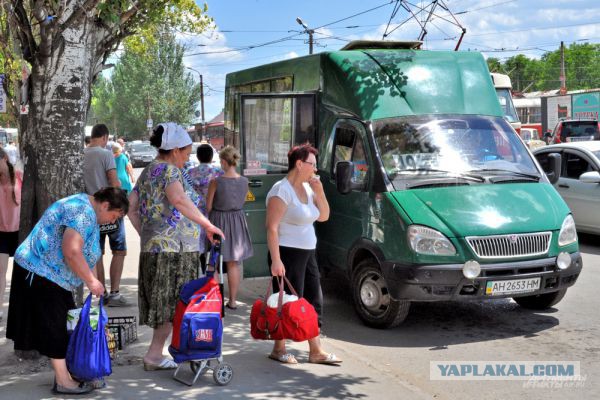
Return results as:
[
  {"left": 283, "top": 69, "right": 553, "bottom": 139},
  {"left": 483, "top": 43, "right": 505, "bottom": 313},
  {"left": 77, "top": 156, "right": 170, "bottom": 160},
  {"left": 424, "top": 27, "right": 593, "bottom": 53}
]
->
[{"left": 319, "top": 269, "right": 560, "bottom": 349}]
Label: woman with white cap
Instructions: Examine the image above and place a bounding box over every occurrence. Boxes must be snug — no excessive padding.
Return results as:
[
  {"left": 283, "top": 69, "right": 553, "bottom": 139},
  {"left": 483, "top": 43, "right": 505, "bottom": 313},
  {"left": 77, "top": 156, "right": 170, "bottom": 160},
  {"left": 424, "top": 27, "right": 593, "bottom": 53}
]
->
[{"left": 128, "top": 122, "right": 224, "bottom": 371}]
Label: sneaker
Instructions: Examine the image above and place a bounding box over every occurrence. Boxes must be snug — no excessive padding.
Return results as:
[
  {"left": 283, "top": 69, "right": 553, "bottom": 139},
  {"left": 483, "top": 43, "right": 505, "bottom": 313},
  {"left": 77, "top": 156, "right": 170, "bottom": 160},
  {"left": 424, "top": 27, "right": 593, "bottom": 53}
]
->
[{"left": 106, "top": 293, "right": 129, "bottom": 307}]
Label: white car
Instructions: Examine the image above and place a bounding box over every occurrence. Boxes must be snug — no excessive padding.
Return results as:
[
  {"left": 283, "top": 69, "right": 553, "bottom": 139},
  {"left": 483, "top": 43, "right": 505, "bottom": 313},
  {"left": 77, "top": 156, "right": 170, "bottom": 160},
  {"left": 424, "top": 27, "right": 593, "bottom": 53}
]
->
[
  {"left": 187, "top": 142, "right": 220, "bottom": 168},
  {"left": 533, "top": 141, "right": 600, "bottom": 234},
  {"left": 519, "top": 128, "right": 545, "bottom": 150}
]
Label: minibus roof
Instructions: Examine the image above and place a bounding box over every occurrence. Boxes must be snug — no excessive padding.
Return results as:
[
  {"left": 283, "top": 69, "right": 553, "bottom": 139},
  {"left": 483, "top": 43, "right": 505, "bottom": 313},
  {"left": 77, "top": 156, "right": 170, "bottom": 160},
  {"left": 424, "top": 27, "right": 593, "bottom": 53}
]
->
[{"left": 226, "top": 46, "right": 502, "bottom": 121}]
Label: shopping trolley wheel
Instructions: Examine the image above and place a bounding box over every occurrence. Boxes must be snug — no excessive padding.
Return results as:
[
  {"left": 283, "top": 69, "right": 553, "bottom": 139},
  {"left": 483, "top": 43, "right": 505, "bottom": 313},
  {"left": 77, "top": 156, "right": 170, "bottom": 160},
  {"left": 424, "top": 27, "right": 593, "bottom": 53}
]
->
[{"left": 213, "top": 363, "right": 233, "bottom": 386}]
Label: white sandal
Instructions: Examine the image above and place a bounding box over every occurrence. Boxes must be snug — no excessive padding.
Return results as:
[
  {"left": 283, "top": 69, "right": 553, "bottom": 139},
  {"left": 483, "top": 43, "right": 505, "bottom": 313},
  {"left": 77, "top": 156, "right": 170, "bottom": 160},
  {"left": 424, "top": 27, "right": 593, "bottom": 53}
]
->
[{"left": 143, "top": 358, "right": 178, "bottom": 371}]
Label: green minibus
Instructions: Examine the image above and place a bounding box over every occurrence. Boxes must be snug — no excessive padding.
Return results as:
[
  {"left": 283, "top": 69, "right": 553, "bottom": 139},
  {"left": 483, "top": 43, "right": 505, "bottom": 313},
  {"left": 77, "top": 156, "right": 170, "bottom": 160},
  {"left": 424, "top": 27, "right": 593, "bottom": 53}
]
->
[{"left": 224, "top": 41, "right": 581, "bottom": 328}]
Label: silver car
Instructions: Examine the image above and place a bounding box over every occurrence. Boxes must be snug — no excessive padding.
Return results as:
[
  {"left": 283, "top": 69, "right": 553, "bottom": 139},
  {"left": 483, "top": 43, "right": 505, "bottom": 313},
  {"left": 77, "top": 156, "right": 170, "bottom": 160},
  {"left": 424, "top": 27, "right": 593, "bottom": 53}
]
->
[{"left": 533, "top": 141, "right": 600, "bottom": 234}]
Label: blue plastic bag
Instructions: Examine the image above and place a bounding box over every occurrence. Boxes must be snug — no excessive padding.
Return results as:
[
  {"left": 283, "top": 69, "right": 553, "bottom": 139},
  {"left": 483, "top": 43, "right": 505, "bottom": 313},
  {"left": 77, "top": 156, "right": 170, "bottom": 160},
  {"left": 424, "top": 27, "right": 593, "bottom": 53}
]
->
[{"left": 66, "top": 294, "right": 112, "bottom": 381}]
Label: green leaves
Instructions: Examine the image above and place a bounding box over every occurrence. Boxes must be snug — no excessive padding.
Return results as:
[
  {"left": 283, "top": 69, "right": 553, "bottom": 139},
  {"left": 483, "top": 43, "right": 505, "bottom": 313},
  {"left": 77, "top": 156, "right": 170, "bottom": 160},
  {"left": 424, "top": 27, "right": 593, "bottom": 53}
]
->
[
  {"left": 91, "top": 28, "right": 201, "bottom": 139},
  {"left": 487, "top": 43, "right": 600, "bottom": 92}
]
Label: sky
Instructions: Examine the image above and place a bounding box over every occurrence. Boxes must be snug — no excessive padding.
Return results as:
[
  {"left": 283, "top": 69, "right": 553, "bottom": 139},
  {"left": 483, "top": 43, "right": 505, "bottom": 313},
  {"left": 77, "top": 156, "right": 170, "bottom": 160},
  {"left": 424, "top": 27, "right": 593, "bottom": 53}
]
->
[{"left": 180, "top": 0, "right": 600, "bottom": 122}]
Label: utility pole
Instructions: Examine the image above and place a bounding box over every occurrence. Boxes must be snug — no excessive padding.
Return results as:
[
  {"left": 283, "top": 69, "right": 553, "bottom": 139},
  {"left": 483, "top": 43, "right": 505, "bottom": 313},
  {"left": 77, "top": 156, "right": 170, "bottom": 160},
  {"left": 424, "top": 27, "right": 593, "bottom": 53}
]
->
[
  {"left": 559, "top": 41, "right": 567, "bottom": 95},
  {"left": 296, "top": 17, "right": 314, "bottom": 55},
  {"left": 186, "top": 67, "right": 205, "bottom": 140},
  {"left": 200, "top": 74, "right": 205, "bottom": 140}
]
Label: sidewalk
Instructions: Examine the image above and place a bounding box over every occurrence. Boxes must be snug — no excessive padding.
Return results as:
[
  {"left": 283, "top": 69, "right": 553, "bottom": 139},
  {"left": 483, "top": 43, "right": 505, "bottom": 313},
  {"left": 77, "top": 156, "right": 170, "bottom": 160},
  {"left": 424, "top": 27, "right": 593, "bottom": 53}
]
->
[{"left": 0, "top": 218, "right": 431, "bottom": 400}]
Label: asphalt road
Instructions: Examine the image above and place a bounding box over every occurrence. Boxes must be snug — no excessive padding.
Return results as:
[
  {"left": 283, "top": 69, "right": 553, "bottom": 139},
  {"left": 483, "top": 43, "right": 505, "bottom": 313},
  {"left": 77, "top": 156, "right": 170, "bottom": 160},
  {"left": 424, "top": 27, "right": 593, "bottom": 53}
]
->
[{"left": 318, "top": 232, "right": 600, "bottom": 400}]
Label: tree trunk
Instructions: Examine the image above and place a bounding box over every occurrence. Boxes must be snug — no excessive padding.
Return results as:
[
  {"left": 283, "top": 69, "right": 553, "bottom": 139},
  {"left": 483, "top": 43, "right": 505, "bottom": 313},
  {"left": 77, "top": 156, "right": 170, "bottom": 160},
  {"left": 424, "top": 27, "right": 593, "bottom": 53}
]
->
[{"left": 19, "top": 20, "right": 101, "bottom": 239}]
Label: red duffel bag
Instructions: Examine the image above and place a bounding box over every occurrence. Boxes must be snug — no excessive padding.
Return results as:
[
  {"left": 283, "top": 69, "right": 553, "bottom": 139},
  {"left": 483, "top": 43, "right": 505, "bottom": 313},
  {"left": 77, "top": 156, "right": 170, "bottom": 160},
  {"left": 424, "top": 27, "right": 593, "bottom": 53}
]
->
[{"left": 250, "top": 276, "right": 319, "bottom": 342}]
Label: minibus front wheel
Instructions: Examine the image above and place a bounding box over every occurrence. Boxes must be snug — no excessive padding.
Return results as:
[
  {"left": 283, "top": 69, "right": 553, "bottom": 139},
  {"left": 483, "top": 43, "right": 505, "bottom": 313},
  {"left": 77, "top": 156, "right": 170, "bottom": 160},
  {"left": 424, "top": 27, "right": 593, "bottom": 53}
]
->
[{"left": 352, "top": 259, "right": 410, "bottom": 329}]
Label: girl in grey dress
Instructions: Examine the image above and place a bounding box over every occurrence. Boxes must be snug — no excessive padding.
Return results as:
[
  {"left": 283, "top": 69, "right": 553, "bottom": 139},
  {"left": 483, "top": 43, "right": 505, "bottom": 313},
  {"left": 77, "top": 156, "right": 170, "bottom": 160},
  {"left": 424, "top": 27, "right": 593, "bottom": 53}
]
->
[{"left": 207, "top": 146, "right": 253, "bottom": 309}]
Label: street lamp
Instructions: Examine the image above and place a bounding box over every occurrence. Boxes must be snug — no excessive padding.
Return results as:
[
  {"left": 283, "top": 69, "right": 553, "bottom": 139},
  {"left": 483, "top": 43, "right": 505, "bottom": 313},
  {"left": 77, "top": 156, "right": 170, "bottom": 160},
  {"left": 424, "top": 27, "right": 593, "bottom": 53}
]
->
[
  {"left": 186, "top": 66, "right": 205, "bottom": 140},
  {"left": 296, "top": 17, "right": 314, "bottom": 55}
]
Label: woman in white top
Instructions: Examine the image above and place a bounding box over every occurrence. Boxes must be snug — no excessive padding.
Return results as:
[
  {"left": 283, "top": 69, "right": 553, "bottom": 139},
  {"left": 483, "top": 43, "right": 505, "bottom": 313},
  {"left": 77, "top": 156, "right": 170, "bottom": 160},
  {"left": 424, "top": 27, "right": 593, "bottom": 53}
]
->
[{"left": 265, "top": 144, "right": 342, "bottom": 365}]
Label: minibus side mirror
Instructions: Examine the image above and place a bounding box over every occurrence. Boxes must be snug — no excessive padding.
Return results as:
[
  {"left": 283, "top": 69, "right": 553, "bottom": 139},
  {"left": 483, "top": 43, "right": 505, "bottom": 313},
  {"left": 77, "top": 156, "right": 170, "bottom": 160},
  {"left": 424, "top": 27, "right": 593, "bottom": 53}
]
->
[
  {"left": 545, "top": 153, "right": 561, "bottom": 184},
  {"left": 336, "top": 161, "right": 364, "bottom": 194}
]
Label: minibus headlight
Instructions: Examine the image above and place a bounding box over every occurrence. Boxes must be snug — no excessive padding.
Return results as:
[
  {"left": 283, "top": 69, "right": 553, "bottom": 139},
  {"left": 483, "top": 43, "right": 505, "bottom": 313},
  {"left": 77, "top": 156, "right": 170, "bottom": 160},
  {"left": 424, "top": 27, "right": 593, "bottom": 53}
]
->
[
  {"left": 408, "top": 225, "right": 456, "bottom": 256},
  {"left": 558, "top": 215, "right": 577, "bottom": 246}
]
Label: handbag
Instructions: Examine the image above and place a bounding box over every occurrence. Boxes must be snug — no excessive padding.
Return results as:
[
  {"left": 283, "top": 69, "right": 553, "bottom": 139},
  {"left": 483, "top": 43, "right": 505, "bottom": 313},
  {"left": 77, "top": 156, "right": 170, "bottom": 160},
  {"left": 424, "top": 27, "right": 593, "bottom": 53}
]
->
[
  {"left": 250, "top": 276, "right": 319, "bottom": 342},
  {"left": 66, "top": 294, "right": 112, "bottom": 381}
]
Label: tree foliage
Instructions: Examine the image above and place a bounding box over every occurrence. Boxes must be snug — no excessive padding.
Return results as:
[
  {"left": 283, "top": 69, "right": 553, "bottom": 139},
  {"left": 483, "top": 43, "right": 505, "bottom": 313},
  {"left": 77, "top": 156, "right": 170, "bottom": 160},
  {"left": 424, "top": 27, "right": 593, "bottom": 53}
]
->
[
  {"left": 487, "top": 43, "right": 600, "bottom": 93},
  {"left": 1, "top": 0, "right": 212, "bottom": 237},
  {"left": 91, "top": 29, "right": 200, "bottom": 139}
]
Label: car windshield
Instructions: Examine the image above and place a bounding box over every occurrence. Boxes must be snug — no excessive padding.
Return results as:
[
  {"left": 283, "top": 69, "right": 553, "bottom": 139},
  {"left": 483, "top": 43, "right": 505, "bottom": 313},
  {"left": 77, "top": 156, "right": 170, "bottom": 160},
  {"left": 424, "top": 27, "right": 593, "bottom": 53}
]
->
[
  {"left": 495, "top": 88, "right": 519, "bottom": 123},
  {"left": 130, "top": 144, "right": 155, "bottom": 153},
  {"left": 562, "top": 121, "right": 600, "bottom": 141},
  {"left": 372, "top": 115, "right": 539, "bottom": 190}
]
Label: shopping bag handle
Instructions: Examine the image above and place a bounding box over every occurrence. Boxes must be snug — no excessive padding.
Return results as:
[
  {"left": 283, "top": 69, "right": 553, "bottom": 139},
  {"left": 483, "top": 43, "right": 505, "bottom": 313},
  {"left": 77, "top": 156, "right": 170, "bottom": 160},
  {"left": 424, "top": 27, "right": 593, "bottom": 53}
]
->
[{"left": 79, "top": 293, "right": 107, "bottom": 332}]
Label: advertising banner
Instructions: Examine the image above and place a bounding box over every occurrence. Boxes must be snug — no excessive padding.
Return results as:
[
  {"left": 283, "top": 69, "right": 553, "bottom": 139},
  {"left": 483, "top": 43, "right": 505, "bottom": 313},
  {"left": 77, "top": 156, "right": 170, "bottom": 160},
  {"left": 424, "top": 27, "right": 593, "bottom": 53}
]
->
[{"left": 572, "top": 92, "right": 600, "bottom": 120}]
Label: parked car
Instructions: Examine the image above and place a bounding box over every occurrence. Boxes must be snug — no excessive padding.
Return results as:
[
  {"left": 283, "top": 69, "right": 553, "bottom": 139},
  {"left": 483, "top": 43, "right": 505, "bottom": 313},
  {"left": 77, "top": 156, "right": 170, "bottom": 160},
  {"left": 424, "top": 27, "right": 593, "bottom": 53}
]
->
[
  {"left": 519, "top": 128, "right": 546, "bottom": 150},
  {"left": 533, "top": 141, "right": 600, "bottom": 234},
  {"left": 127, "top": 142, "right": 157, "bottom": 167},
  {"left": 547, "top": 119, "right": 600, "bottom": 144},
  {"left": 187, "top": 142, "right": 220, "bottom": 168}
]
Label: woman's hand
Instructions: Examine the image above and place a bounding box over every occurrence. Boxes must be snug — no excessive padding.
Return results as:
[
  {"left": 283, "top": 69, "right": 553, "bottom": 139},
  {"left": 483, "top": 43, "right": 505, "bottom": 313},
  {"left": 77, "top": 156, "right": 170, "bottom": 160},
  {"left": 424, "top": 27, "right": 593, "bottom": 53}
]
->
[
  {"left": 308, "top": 175, "right": 324, "bottom": 193},
  {"left": 271, "top": 259, "right": 285, "bottom": 277},
  {"left": 86, "top": 277, "right": 105, "bottom": 297},
  {"left": 206, "top": 223, "right": 225, "bottom": 244}
]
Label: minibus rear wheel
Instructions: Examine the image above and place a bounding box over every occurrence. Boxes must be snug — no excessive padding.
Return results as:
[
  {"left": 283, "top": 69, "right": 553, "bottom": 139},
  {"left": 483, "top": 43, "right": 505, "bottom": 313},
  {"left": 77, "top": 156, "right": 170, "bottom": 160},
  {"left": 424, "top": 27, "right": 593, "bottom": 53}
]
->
[
  {"left": 513, "top": 288, "right": 567, "bottom": 310},
  {"left": 352, "top": 259, "right": 410, "bottom": 329}
]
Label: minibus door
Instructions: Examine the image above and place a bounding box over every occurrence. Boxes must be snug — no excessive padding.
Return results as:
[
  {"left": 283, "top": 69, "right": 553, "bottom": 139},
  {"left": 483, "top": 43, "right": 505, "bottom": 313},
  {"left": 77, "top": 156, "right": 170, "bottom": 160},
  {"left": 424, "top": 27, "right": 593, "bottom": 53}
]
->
[{"left": 240, "top": 94, "right": 316, "bottom": 277}]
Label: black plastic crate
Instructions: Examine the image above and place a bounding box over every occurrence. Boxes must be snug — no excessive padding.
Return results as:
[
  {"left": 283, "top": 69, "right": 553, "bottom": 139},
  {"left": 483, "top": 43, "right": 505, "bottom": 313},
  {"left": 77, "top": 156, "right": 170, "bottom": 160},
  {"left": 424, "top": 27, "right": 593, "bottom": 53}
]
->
[{"left": 107, "top": 316, "right": 138, "bottom": 350}]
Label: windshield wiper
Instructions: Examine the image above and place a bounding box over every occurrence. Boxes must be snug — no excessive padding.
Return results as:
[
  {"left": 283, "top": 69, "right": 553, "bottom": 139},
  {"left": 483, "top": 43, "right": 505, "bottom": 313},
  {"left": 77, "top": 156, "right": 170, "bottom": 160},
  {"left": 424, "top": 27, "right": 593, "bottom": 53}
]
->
[
  {"left": 470, "top": 169, "right": 540, "bottom": 182},
  {"left": 393, "top": 168, "right": 485, "bottom": 182}
]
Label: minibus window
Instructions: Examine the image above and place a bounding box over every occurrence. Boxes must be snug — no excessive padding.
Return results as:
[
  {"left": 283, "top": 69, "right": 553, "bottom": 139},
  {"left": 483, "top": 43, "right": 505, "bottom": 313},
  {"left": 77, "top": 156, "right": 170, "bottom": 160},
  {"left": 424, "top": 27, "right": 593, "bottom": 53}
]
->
[
  {"left": 332, "top": 123, "right": 369, "bottom": 185},
  {"left": 372, "top": 114, "right": 539, "bottom": 189},
  {"left": 241, "top": 94, "right": 316, "bottom": 173}
]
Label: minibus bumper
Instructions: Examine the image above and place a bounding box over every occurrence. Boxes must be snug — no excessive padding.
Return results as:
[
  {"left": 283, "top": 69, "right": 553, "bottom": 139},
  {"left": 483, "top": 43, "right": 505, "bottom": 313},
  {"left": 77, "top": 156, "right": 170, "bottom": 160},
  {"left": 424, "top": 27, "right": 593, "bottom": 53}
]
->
[{"left": 381, "top": 252, "right": 582, "bottom": 301}]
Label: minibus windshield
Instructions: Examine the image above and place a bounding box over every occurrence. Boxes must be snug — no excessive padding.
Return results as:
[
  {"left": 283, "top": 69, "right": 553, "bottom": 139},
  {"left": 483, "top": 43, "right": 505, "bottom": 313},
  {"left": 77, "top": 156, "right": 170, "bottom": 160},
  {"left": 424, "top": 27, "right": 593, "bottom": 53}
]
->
[{"left": 372, "top": 115, "right": 539, "bottom": 188}]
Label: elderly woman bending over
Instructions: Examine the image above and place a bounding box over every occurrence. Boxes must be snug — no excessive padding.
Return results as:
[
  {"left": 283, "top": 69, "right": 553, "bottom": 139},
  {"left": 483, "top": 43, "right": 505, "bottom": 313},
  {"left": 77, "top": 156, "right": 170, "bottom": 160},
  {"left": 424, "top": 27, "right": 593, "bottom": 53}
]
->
[{"left": 7, "top": 187, "right": 129, "bottom": 395}]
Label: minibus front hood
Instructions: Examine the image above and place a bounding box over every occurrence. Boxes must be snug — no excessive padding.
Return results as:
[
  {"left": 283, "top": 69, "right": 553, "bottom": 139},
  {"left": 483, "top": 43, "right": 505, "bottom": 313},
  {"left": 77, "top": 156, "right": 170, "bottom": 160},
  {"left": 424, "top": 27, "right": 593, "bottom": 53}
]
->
[{"left": 390, "top": 183, "right": 570, "bottom": 237}]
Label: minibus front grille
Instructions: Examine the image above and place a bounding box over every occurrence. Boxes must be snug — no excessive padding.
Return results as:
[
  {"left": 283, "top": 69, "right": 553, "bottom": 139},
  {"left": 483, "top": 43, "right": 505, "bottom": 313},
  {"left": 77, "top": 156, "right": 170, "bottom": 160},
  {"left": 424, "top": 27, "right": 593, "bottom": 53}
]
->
[{"left": 466, "top": 232, "right": 552, "bottom": 259}]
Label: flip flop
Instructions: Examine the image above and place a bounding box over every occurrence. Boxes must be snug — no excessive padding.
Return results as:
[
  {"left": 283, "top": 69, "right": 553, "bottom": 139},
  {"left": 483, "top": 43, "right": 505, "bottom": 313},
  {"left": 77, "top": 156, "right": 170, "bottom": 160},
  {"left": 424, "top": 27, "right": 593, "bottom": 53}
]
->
[
  {"left": 143, "top": 358, "right": 178, "bottom": 371},
  {"left": 225, "top": 302, "right": 238, "bottom": 310},
  {"left": 268, "top": 353, "right": 298, "bottom": 364},
  {"left": 309, "top": 353, "right": 342, "bottom": 365}
]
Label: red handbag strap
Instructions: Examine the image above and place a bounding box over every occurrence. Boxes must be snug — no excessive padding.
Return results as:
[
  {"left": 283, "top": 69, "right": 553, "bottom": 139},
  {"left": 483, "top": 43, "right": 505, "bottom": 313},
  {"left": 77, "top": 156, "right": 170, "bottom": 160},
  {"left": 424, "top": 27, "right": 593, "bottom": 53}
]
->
[
  {"left": 261, "top": 276, "right": 289, "bottom": 316},
  {"left": 281, "top": 276, "right": 299, "bottom": 297}
]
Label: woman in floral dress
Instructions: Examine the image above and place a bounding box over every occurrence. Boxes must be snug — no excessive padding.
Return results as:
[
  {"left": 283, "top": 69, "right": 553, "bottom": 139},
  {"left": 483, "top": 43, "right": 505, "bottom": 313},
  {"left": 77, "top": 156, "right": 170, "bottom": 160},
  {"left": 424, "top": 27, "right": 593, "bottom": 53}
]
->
[{"left": 128, "top": 123, "right": 223, "bottom": 371}]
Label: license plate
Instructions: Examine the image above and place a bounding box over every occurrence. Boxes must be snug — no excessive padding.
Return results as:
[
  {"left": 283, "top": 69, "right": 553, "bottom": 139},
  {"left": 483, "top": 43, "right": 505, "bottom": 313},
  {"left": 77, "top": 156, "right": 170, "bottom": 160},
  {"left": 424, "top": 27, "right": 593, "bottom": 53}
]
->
[{"left": 485, "top": 277, "right": 541, "bottom": 295}]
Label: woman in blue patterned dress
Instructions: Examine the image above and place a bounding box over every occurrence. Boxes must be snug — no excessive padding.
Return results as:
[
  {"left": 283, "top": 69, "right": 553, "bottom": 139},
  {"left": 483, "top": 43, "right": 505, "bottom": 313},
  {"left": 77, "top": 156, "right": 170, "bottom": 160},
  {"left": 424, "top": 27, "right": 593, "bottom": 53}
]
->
[
  {"left": 187, "top": 143, "right": 223, "bottom": 270},
  {"left": 127, "top": 123, "right": 224, "bottom": 371},
  {"left": 6, "top": 187, "right": 129, "bottom": 395}
]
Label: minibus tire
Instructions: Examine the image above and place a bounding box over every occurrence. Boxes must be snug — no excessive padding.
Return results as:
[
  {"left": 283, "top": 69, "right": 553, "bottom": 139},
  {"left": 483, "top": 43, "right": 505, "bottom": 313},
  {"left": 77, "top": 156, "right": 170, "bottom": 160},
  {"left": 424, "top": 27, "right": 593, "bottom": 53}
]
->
[
  {"left": 352, "top": 260, "right": 410, "bottom": 329},
  {"left": 513, "top": 288, "right": 567, "bottom": 310}
]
